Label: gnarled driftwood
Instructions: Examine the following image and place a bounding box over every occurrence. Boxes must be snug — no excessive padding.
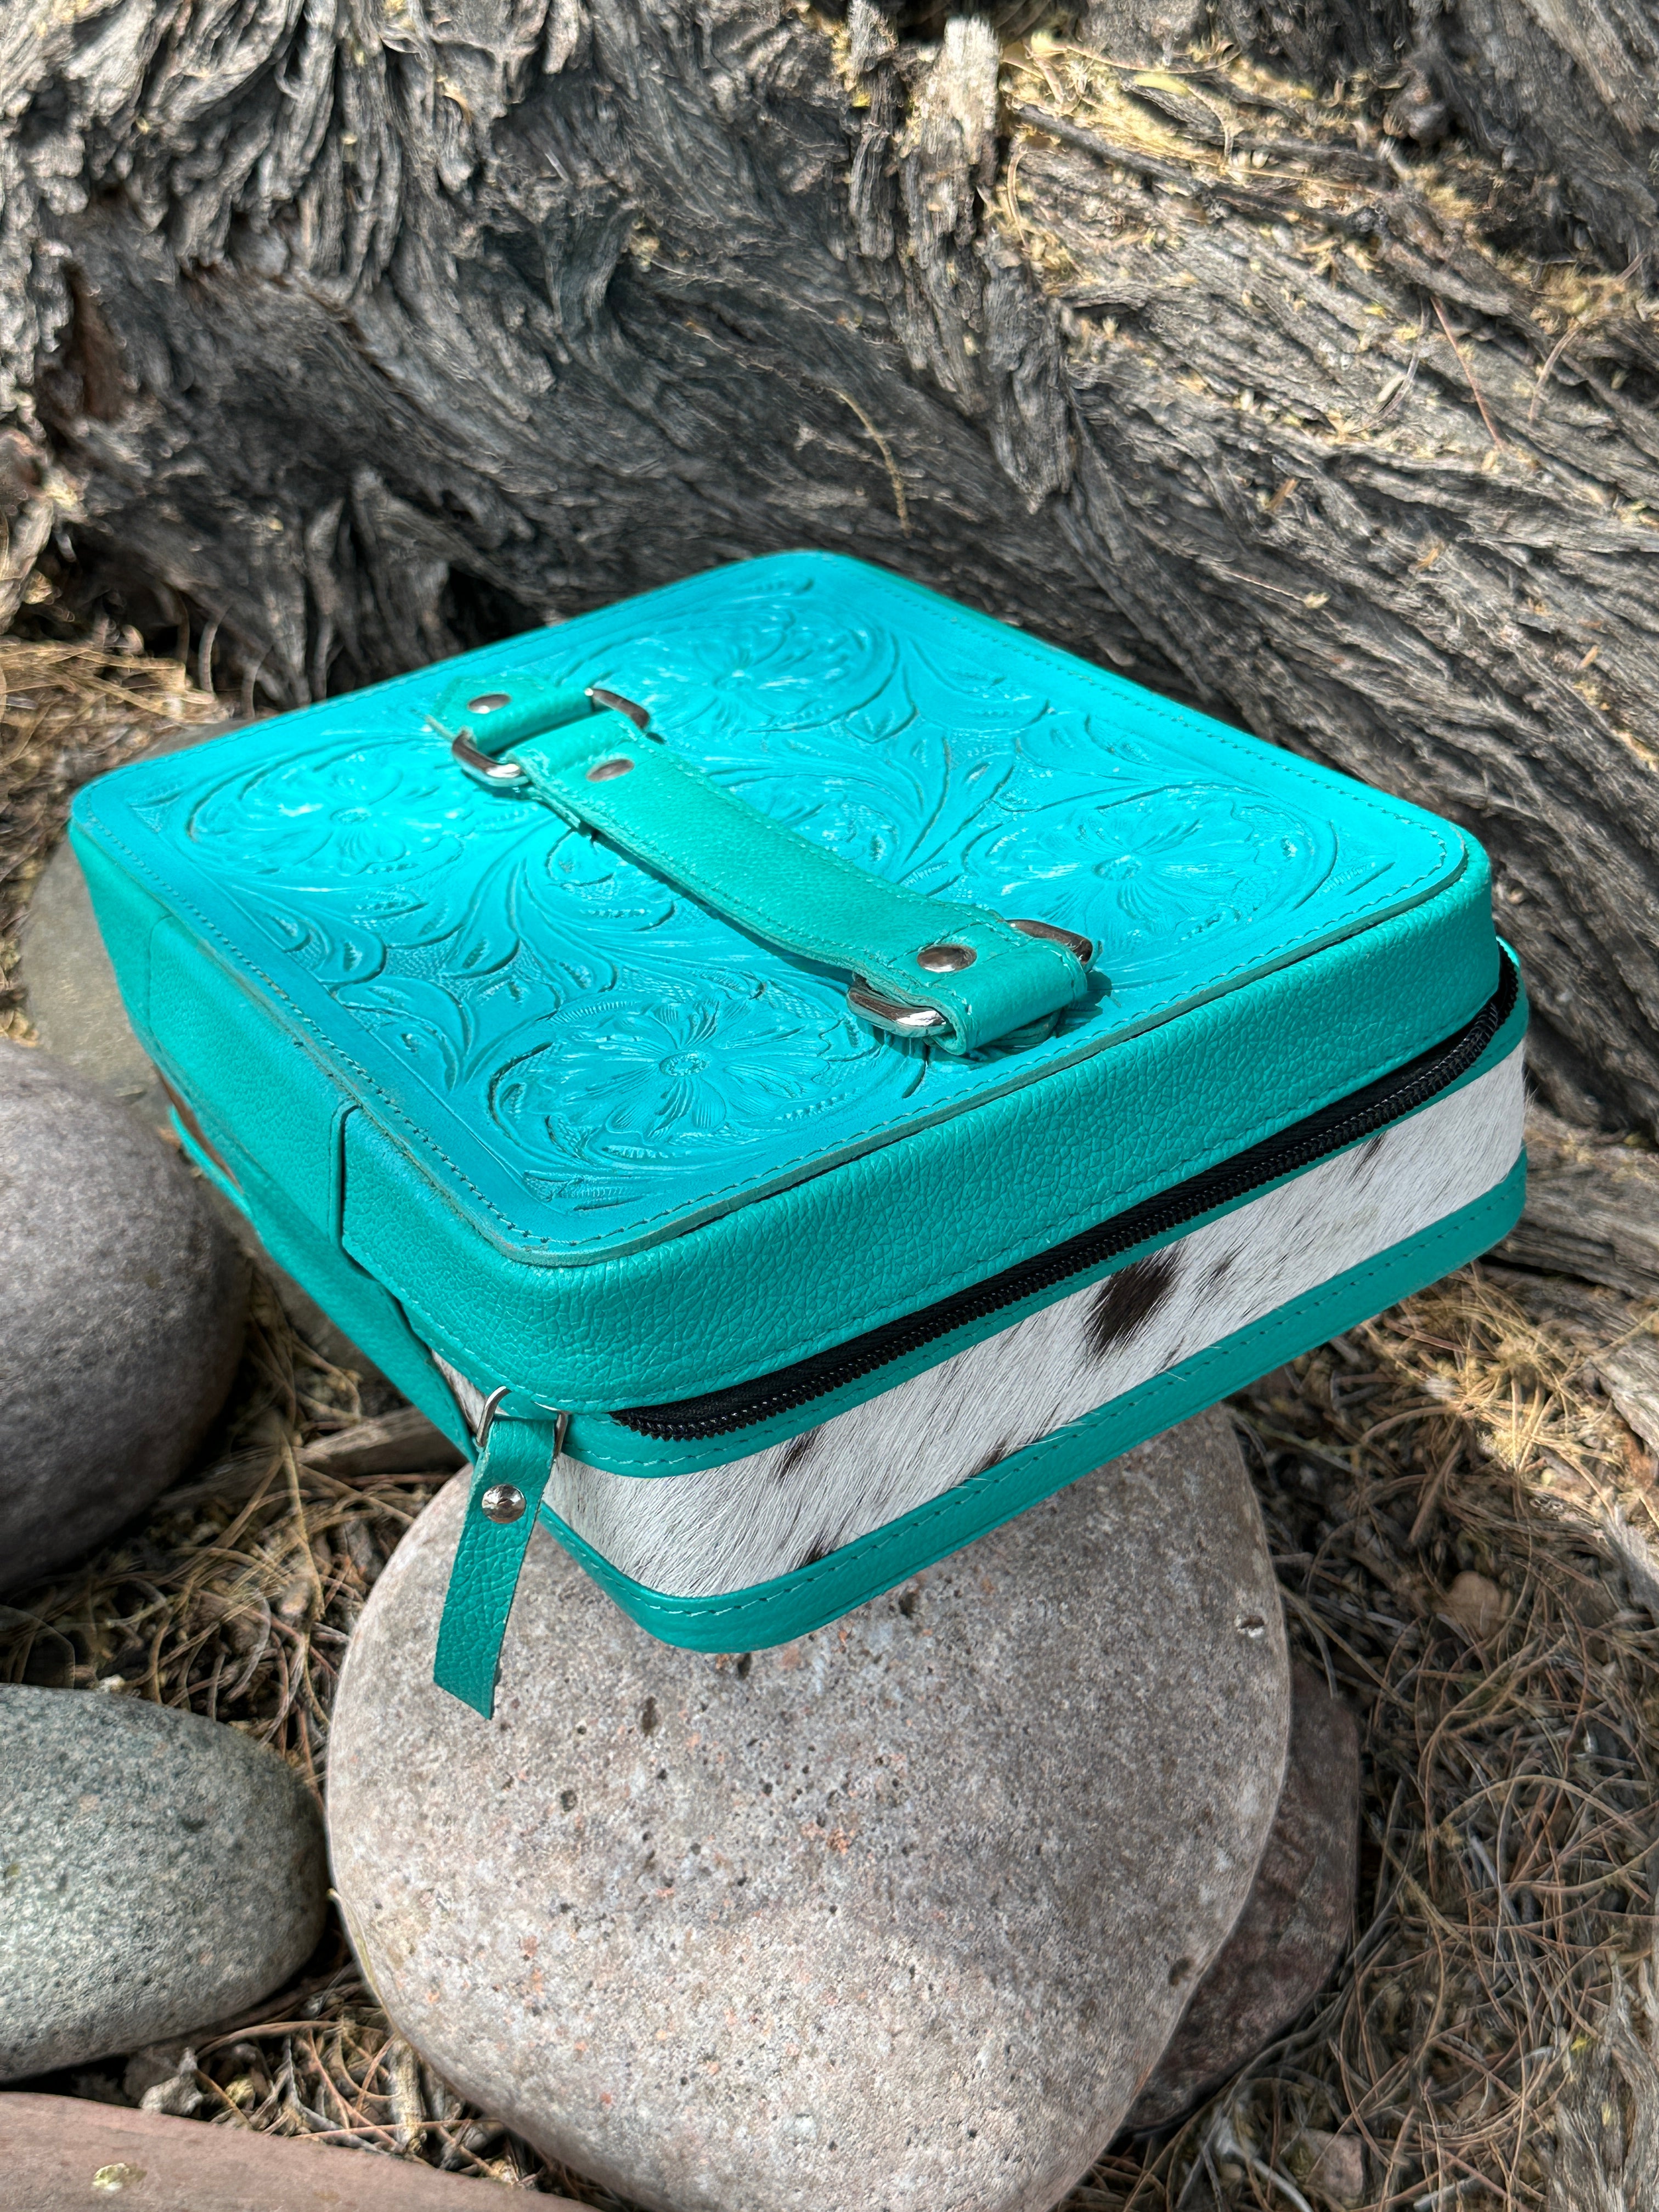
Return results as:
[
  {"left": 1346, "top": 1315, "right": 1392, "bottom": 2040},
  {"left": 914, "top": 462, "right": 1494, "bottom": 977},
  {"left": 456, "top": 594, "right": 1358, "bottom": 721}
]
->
[{"left": 6, "top": 1, "right": 1659, "bottom": 1128}]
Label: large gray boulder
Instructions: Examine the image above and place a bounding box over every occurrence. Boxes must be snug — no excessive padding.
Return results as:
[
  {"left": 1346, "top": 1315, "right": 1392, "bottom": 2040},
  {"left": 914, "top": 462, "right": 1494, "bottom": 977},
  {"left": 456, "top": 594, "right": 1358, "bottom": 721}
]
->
[
  {"left": 0, "top": 1039, "right": 246, "bottom": 1593},
  {"left": 0, "top": 1687, "right": 328, "bottom": 2078},
  {"left": 328, "top": 1407, "right": 1290, "bottom": 2212}
]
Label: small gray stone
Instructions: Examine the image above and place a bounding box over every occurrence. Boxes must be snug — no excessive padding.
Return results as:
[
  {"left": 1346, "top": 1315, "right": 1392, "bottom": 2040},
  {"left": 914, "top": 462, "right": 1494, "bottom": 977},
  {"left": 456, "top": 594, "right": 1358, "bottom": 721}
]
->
[
  {"left": 0, "top": 1040, "right": 247, "bottom": 1593},
  {"left": 21, "top": 832, "right": 172, "bottom": 1128},
  {"left": 19, "top": 829, "right": 385, "bottom": 1383},
  {"left": 1125, "top": 1664, "right": 1360, "bottom": 2130},
  {"left": 18, "top": 715, "right": 233, "bottom": 1130},
  {"left": 328, "top": 1408, "right": 1290, "bottom": 2212},
  {"left": 0, "top": 1687, "right": 328, "bottom": 2078}
]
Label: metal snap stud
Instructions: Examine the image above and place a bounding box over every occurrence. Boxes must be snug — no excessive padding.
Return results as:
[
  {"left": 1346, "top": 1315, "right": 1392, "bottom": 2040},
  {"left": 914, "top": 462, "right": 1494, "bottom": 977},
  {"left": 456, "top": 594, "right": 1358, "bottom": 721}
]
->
[
  {"left": 587, "top": 757, "right": 634, "bottom": 782},
  {"left": 467, "top": 692, "right": 511, "bottom": 713},
  {"left": 916, "top": 943, "right": 976, "bottom": 973},
  {"left": 481, "top": 1483, "right": 527, "bottom": 1523}
]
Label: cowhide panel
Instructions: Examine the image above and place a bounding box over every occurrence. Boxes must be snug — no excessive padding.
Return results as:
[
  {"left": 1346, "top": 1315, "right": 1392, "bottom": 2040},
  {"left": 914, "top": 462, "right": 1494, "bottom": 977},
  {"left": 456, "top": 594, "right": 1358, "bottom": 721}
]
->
[{"left": 448, "top": 1045, "right": 1524, "bottom": 1598}]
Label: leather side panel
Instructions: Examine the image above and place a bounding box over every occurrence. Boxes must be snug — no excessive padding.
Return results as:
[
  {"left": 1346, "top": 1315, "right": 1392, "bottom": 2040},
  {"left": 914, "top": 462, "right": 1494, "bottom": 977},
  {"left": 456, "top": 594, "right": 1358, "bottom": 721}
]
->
[
  {"left": 148, "top": 919, "right": 348, "bottom": 1239},
  {"left": 70, "top": 828, "right": 166, "bottom": 1041},
  {"left": 342, "top": 864, "right": 1500, "bottom": 1408},
  {"left": 539, "top": 1163, "right": 1528, "bottom": 1650}
]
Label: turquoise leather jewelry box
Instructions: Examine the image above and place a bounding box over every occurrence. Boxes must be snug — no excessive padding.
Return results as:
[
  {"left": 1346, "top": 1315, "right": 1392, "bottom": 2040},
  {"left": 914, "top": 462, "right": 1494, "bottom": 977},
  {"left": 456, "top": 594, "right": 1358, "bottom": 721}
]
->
[{"left": 72, "top": 553, "right": 1526, "bottom": 1715}]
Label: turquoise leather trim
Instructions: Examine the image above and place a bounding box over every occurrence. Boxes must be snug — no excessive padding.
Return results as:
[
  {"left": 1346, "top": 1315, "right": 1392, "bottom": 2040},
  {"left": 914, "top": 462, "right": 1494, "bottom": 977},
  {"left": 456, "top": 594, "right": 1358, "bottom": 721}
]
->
[
  {"left": 74, "top": 833, "right": 163, "bottom": 1034},
  {"left": 168, "top": 1104, "right": 470, "bottom": 1448},
  {"left": 432, "top": 669, "right": 592, "bottom": 751},
  {"left": 347, "top": 877, "right": 1498, "bottom": 1410},
  {"left": 505, "top": 713, "right": 1088, "bottom": 1054},
  {"left": 531, "top": 1160, "right": 1527, "bottom": 1652},
  {"left": 433, "top": 1419, "right": 561, "bottom": 1717},
  {"left": 168, "top": 1108, "right": 247, "bottom": 1211},
  {"left": 151, "top": 916, "right": 347, "bottom": 1238},
  {"left": 560, "top": 975, "right": 1529, "bottom": 1475},
  {"left": 72, "top": 551, "right": 1476, "bottom": 1272}
]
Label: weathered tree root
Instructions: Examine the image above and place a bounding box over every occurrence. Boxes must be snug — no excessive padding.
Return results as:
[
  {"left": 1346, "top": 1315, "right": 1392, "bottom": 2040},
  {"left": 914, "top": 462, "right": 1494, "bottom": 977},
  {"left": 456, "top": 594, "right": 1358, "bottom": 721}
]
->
[{"left": 7, "top": 2, "right": 1659, "bottom": 1128}]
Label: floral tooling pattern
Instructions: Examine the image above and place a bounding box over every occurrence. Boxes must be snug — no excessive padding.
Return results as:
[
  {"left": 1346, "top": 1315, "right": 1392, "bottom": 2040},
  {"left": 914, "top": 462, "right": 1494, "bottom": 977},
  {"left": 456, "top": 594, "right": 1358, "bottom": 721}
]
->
[{"left": 109, "top": 556, "right": 1454, "bottom": 1247}]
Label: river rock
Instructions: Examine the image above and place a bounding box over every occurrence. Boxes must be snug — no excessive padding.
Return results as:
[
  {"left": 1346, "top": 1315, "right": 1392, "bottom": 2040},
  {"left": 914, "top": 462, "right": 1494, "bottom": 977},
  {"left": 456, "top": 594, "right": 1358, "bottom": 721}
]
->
[
  {"left": 18, "top": 716, "right": 231, "bottom": 1128},
  {"left": 0, "top": 1687, "right": 328, "bottom": 2079},
  {"left": 20, "top": 829, "right": 179, "bottom": 1134},
  {"left": 0, "top": 1040, "right": 246, "bottom": 1593},
  {"left": 328, "top": 1407, "right": 1290, "bottom": 2212},
  {"left": 1125, "top": 1664, "right": 1360, "bottom": 2129}
]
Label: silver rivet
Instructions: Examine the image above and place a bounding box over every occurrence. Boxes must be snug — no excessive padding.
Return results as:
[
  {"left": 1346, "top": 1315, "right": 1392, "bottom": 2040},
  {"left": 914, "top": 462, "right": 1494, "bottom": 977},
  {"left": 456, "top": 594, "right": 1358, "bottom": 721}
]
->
[
  {"left": 917, "top": 943, "right": 975, "bottom": 974},
  {"left": 481, "top": 1483, "right": 527, "bottom": 1524},
  {"left": 467, "top": 691, "right": 511, "bottom": 713},
  {"left": 587, "top": 757, "right": 634, "bottom": 782}
]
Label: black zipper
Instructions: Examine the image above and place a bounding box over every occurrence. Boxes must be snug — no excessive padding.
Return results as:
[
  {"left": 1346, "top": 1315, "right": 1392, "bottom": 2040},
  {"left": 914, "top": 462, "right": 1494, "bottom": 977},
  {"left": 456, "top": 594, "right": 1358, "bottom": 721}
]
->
[{"left": 614, "top": 953, "right": 1520, "bottom": 1444}]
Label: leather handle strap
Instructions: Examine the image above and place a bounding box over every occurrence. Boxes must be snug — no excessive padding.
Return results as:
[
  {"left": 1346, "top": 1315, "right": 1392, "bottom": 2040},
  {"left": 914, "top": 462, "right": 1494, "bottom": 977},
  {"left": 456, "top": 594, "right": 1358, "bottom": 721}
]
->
[
  {"left": 433, "top": 1416, "right": 561, "bottom": 1718},
  {"left": 432, "top": 674, "right": 1092, "bottom": 1055}
]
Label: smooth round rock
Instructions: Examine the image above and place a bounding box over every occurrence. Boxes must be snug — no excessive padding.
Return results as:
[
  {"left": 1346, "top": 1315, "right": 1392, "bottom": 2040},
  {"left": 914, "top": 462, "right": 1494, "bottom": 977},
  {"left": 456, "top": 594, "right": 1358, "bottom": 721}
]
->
[
  {"left": 20, "top": 831, "right": 177, "bottom": 1132},
  {"left": 18, "top": 716, "right": 233, "bottom": 1133},
  {"left": 0, "top": 1039, "right": 247, "bottom": 1593},
  {"left": 0, "top": 1687, "right": 328, "bottom": 2079},
  {"left": 329, "top": 1407, "right": 1290, "bottom": 2212}
]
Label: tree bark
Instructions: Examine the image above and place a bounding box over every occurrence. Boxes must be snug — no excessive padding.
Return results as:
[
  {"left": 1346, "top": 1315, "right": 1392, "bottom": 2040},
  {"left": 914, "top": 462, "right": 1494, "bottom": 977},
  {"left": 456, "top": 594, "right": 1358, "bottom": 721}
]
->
[{"left": 7, "top": 2, "right": 1659, "bottom": 1131}]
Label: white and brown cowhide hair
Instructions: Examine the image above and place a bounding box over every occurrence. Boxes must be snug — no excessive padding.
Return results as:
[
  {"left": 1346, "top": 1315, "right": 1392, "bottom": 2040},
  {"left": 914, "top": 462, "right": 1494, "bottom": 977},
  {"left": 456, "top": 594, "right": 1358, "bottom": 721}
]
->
[{"left": 443, "top": 1045, "right": 1523, "bottom": 1599}]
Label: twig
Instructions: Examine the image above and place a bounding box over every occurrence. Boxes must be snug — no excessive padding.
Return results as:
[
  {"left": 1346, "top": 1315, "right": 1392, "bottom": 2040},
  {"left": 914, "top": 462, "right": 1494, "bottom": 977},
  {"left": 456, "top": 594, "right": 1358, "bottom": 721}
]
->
[
  {"left": 1431, "top": 294, "right": 1505, "bottom": 449},
  {"left": 1529, "top": 326, "right": 1581, "bottom": 426},
  {"left": 828, "top": 386, "right": 911, "bottom": 537}
]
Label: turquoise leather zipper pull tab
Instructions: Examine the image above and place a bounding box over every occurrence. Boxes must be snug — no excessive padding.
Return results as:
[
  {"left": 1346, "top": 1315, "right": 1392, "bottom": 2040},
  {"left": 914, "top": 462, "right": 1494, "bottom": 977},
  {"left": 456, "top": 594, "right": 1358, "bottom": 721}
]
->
[
  {"left": 430, "top": 673, "right": 1097, "bottom": 1054},
  {"left": 433, "top": 1408, "right": 567, "bottom": 1718}
]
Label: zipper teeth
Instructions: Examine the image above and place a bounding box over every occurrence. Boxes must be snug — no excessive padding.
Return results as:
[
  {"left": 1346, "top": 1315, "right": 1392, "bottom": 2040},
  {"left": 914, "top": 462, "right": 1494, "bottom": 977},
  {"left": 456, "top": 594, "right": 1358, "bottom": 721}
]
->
[{"left": 619, "top": 961, "right": 1517, "bottom": 1443}]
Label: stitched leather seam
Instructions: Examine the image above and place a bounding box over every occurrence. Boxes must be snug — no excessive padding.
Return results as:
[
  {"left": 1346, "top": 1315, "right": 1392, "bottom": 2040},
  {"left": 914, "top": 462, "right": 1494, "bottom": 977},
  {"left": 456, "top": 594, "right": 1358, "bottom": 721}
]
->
[
  {"left": 535, "top": 1031, "right": 1525, "bottom": 1464},
  {"left": 75, "top": 621, "right": 1468, "bottom": 1254},
  {"left": 382, "top": 1012, "right": 1521, "bottom": 1412},
  {"left": 526, "top": 750, "right": 1079, "bottom": 1026},
  {"left": 560, "top": 1169, "right": 1519, "bottom": 1622}
]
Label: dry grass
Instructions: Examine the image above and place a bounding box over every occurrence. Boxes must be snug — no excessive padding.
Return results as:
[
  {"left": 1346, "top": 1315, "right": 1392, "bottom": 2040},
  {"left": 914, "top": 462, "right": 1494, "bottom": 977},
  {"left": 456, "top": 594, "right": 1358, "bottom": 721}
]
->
[
  {"left": 0, "top": 631, "right": 219, "bottom": 1040},
  {"left": 6, "top": 1263, "right": 1658, "bottom": 2205},
  {"left": 2, "top": 608, "right": 1656, "bottom": 2202},
  {"left": 1082, "top": 1271, "right": 1659, "bottom": 2212}
]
